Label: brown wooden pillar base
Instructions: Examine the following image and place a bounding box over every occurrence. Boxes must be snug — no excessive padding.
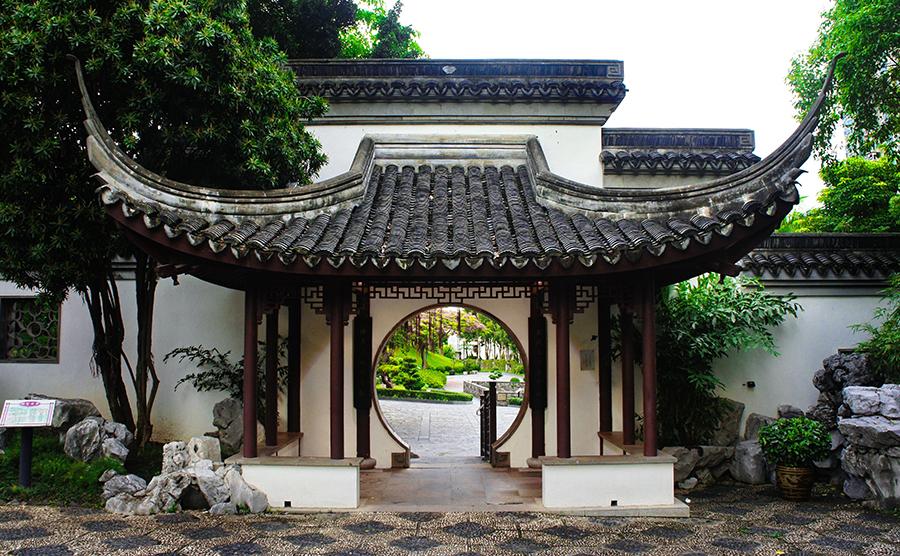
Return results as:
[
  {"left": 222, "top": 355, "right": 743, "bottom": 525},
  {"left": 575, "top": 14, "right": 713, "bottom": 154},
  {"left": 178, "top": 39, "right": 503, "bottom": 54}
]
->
[{"left": 242, "top": 289, "right": 259, "bottom": 459}]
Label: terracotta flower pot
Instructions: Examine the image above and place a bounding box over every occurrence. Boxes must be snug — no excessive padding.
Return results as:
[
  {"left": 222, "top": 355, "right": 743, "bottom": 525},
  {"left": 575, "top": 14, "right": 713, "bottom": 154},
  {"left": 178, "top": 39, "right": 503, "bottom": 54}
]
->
[{"left": 775, "top": 465, "right": 815, "bottom": 501}]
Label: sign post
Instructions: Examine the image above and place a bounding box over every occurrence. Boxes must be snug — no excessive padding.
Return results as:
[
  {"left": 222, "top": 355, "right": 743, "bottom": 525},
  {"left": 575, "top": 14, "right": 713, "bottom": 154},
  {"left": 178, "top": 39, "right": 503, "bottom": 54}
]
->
[{"left": 0, "top": 399, "right": 56, "bottom": 487}]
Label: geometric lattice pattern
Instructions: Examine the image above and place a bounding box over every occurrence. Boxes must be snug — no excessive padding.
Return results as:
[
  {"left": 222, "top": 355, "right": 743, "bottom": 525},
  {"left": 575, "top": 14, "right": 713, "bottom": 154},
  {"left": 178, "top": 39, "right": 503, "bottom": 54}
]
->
[{"left": 1, "top": 297, "right": 59, "bottom": 362}]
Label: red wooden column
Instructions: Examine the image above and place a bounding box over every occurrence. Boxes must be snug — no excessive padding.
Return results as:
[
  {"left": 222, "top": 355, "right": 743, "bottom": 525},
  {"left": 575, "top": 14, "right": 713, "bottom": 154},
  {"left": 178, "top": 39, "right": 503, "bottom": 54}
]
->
[
  {"left": 286, "top": 299, "right": 301, "bottom": 433},
  {"left": 552, "top": 283, "right": 573, "bottom": 458},
  {"left": 619, "top": 298, "right": 636, "bottom": 446},
  {"left": 264, "top": 307, "right": 279, "bottom": 446},
  {"left": 325, "top": 283, "right": 349, "bottom": 460},
  {"left": 242, "top": 289, "right": 259, "bottom": 458},
  {"left": 528, "top": 289, "right": 547, "bottom": 458},
  {"left": 641, "top": 281, "right": 659, "bottom": 456},
  {"left": 598, "top": 300, "right": 613, "bottom": 434}
]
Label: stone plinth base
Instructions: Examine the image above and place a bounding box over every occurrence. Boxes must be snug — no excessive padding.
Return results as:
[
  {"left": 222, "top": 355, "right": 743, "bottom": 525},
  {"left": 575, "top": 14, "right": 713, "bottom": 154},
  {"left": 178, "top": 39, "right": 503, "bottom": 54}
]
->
[
  {"left": 227, "top": 456, "right": 362, "bottom": 509},
  {"left": 540, "top": 455, "right": 683, "bottom": 514}
]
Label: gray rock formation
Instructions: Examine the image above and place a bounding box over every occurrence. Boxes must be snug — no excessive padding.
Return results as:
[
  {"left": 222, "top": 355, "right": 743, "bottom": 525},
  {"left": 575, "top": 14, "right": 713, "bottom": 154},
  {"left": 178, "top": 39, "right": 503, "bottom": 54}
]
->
[
  {"left": 711, "top": 398, "right": 745, "bottom": 446},
  {"left": 102, "top": 474, "right": 147, "bottom": 501},
  {"left": 162, "top": 441, "right": 190, "bottom": 474},
  {"left": 839, "top": 384, "right": 900, "bottom": 508},
  {"left": 661, "top": 447, "right": 699, "bottom": 482},
  {"left": 730, "top": 440, "right": 767, "bottom": 484},
  {"left": 777, "top": 405, "right": 804, "bottom": 419},
  {"left": 224, "top": 467, "right": 268, "bottom": 513},
  {"left": 64, "top": 418, "right": 103, "bottom": 461},
  {"left": 101, "top": 438, "right": 129, "bottom": 462},
  {"left": 63, "top": 416, "right": 132, "bottom": 463},
  {"left": 26, "top": 394, "right": 101, "bottom": 432},
  {"left": 209, "top": 502, "right": 237, "bottom": 515},
  {"left": 187, "top": 436, "right": 222, "bottom": 464},
  {"left": 695, "top": 446, "right": 732, "bottom": 469},
  {"left": 213, "top": 398, "right": 243, "bottom": 457},
  {"left": 838, "top": 416, "right": 900, "bottom": 450},
  {"left": 744, "top": 413, "right": 775, "bottom": 441}
]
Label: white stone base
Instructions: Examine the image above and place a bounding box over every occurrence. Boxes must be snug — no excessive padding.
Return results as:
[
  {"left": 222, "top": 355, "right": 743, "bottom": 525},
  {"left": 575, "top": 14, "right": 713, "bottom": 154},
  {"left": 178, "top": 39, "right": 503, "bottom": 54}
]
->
[
  {"left": 540, "top": 455, "right": 677, "bottom": 510},
  {"left": 232, "top": 456, "right": 361, "bottom": 510}
]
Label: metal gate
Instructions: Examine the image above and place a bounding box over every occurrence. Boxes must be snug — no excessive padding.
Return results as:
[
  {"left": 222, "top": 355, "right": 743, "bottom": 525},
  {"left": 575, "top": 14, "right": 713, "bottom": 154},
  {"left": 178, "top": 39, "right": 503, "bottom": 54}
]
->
[{"left": 478, "top": 382, "right": 497, "bottom": 461}]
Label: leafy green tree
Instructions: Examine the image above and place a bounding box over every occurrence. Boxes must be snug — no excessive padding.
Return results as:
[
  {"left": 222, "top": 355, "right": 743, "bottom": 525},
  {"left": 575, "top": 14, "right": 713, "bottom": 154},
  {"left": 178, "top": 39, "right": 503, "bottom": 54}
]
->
[
  {"left": 624, "top": 275, "right": 800, "bottom": 446},
  {"left": 0, "top": 0, "right": 325, "bottom": 444},
  {"left": 853, "top": 274, "right": 900, "bottom": 383},
  {"left": 788, "top": 0, "right": 900, "bottom": 161},
  {"left": 339, "top": 0, "right": 423, "bottom": 59},
  {"left": 779, "top": 157, "right": 900, "bottom": 232},
  {"left": 248, "top": 0, "right": 358, "bottom": 59}
]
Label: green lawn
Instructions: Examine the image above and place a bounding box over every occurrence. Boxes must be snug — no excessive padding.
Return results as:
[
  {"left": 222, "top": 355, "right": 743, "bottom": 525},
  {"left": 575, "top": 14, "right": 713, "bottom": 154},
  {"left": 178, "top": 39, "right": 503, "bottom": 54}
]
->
[{"left": 398, "top": 348, "right": 451, "bottom": 388}]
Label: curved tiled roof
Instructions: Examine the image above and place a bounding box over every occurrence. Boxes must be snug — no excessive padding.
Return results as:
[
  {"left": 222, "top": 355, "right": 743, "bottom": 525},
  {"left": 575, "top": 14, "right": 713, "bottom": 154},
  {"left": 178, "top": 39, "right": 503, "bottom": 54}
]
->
[
  {"left": 601, "top": 151, "right": 761, "bottom": 176},
  {"left": 74, "top": 57, "right": 840, "bottom": 278},
  {"left": 739, "top": 234, "right": 900, "bottom": 278}
]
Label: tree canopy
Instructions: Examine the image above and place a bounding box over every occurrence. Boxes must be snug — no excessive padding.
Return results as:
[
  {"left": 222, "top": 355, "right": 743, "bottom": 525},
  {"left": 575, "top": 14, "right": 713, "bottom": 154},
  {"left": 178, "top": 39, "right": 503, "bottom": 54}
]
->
[
  {"left": 778, "top": 156, "right": 900, "bottom": 233},
  {"left": 788, "top": 0, "right": 899, "bottom": 162},
  {"left": 249, "top": 0, "right": 423, "bottom": 59}
]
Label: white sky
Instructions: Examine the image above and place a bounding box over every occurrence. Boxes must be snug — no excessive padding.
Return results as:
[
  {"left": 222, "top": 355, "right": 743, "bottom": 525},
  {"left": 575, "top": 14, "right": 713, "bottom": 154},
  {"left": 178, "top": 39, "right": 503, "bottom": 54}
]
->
[{"left": 399, "top": 0, "right": 832, "bottom": 209}]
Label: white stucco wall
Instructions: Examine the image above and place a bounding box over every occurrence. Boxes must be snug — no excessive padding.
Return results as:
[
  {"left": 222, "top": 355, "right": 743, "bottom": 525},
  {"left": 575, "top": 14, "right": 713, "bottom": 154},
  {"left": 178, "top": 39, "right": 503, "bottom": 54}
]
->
[
  {"left": 310, "top": 124, "right": 604, "bottom": 187},
  {"left": 713, "top": 282, "right": 884, "bottom": 431},
  {"left": 0, "top": 276, "right": 885, "bottom": 463}
]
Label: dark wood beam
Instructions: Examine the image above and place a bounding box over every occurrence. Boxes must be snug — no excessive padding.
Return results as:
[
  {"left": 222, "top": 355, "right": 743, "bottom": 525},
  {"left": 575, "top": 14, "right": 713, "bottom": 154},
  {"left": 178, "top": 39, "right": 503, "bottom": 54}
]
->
[
  {"left": 287, "top": 299, "right": 301, "bottom": 433},
  {"left": 598, "top": 300, "right": 613, "bottom": 434},
  {"left": 619, "top": 298, "right": 635, "bottom": 446},
  {"left": 264, "top": 307, "right": 279, "bottom": 447},
  {"left": 528, "top": 289, "right": 547, "bottom": 458},
  {"left": 353, "top": 289, "right": 373, "bottom": 459},
  {"left": 641, "top": 281, "right": 659, "bottom": 456},
  {"left": 552, "top": 283, "right": 573, "bottom": 458},
  {"left": 325, "top": 283, "right": 350, "bottom": 459},
  {"left": 242, "top": 290, "right": 259, "bottom": 458}
]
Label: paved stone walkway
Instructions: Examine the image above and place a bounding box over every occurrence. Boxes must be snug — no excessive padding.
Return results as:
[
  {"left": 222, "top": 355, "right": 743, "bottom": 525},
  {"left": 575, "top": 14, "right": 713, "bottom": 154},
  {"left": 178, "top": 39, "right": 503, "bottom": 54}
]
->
[
  {"left": 379, "top": 399, "right": 520, "bottom": 459},
  {"left": 1, "top": 485, "right": 897, "bottom": 555}
]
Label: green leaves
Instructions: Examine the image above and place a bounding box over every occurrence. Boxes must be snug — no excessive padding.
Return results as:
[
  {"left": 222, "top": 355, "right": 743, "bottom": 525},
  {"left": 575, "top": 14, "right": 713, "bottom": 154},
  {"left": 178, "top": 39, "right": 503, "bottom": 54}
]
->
[
  {"left": 788, "top": 0, "right": 900, "bottom": 162},
  {"left": 758, "top": 416, "right": 831, "bottom": 467},
  {"left": 852, "top": 274, "right": 900, "bottom": 383},
  {"left": 779, "top": 157, "right": 900, "bottom": 233},
  {"left": 0, "top": 0, "right": 329, "bottom": 298},
  {"left": 643, "top": 275, "right": 800, "bottom": 445}
]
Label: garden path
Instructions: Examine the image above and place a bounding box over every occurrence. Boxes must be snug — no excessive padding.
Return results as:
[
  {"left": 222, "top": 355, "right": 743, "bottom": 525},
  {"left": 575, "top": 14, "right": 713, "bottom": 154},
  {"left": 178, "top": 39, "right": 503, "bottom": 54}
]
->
[{"left": 379, "top": 399, "right": 520, "bottom": 460}]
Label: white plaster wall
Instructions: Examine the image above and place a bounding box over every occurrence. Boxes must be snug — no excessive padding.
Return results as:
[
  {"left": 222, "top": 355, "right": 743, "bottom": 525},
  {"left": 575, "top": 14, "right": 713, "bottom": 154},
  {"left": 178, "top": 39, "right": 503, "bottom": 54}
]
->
[
  {"left": 714, "top": 284, "right": 884, "bottom": 432},
  {"left": 310, "top": 124, "right": 604, "bottom": 187},
  {"left": 0, "top": 277, "right": 248, "bottom": 441},
  {"left": 601, "top": 174, "right": 714, "bottom": 189}
]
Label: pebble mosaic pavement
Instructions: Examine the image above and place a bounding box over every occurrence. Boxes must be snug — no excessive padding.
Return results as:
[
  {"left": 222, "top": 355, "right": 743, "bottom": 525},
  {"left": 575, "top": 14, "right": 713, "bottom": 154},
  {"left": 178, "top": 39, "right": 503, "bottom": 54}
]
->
[{"left": 1, "top": 484, "right": 898, "bottom": 555}]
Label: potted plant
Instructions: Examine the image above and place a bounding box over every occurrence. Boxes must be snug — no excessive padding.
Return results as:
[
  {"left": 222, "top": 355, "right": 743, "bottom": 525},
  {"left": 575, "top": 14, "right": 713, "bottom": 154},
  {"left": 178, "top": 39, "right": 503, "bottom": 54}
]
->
[{"left": 758, "top": 416, "right": 830, "bottom": 501}]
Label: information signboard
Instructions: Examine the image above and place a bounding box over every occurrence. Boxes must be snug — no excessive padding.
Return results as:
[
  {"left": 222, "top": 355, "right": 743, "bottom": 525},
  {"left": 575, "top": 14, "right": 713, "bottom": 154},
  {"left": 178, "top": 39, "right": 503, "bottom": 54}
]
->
[{"left": 0, "top": 399, "right": 56, "bottom": 428}]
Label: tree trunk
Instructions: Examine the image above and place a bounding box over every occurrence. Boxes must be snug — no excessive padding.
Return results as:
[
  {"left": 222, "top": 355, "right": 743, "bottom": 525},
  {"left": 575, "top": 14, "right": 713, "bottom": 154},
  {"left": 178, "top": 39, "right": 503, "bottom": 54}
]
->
[
  {"left": 132, "top": 252, "right": 159, "bottom": 447},
  {"left": 83, "top": 275, "right": 135, "bottom": 431}
]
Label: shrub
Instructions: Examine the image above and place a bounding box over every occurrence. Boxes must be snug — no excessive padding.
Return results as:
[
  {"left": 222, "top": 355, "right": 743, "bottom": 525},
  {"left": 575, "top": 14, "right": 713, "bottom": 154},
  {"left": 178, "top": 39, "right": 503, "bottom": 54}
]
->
[
  {"left": 508, "top": 397, "right": 523, "bottom": 406},
  {"left": 853, "top": 274, "right": 899, "bottom": 383},
  {"left": 166, "top": 339, "right": 288, "bottom": 417},
  {"left": 758, "top": 417, "right": 830, "bottom": 468},
  {"left": 488, "top": 371, "right": 503, "bottom": 380},
  {"left": 510, "top": 377, "right": 521, "bottom": 384},
  {"left": 620, "top": 275, "right": 800, "bottom": 446},
  {"left": 462, "top": 359, "right": 480, "bottom": 373},
  {"left": 376, "top": 388, "right": 473, "bottom": 402},
  {"left": 419, "top": 365, "right": 448, "bottom": 389},
  {"left": 0, "top": 431, "right": 125, "bottom": 506},
  {"left": 392, "top": 356, "right": 426, "bottom": 390}
]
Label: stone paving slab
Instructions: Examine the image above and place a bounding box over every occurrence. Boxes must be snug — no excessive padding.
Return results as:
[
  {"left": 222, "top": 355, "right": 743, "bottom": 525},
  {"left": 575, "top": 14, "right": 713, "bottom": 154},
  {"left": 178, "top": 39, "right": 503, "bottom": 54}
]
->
[
  {"left": 1, "top": 485, "right": 898, "bottom": 555},
  {"left": 379, "top": 399, "right": 520, "bottom": 459}
]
